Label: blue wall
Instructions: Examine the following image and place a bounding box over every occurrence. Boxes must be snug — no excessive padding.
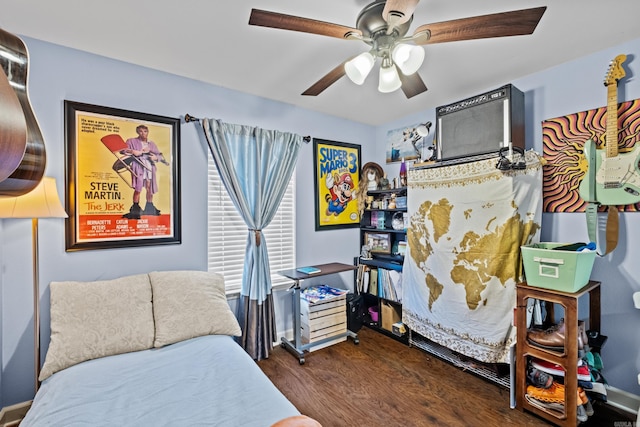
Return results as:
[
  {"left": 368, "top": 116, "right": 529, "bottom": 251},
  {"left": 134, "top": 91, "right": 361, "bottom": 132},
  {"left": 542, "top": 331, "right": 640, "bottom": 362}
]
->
[
  {"left": 0, "top": 36, "right": 374, "bottom": 406},
  {"left": 1, "top": 34, "right": 640, "bottom": 407}
]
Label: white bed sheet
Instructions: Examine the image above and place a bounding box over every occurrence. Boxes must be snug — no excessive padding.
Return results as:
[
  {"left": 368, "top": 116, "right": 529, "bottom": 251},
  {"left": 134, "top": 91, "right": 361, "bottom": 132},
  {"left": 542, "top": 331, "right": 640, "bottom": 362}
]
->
[{"left": 22, "top": 335, "right": 299, "bottom": 426}]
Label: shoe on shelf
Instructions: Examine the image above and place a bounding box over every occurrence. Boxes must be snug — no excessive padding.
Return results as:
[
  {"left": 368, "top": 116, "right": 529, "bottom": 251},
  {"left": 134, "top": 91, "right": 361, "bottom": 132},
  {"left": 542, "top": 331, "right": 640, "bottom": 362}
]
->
[
  {"left": 584, "top": 399, "right": 594, "bottom": 417},
  {"left": 576, "top": 404, "right": 588, "bottom": 423},
  {"left": 531, "top": 358, "right": 592, "bottom": 382},
  {"left": 527, "top": 318, "right": 587, "bottom": 353},
  {"left": 527, "top": 320, "right": 566, "bottom": 351},
  {"left": 527, "top": 382, "right": 565, "bottom": 404},
  {"left": 525, "top": 393, "right": 564, "bottom": 413},
  {"left": 578, "top": 320, "right": 590, "bottom": 353},
  {"left": 527, "top": 367, "right": 553, "bottom": 389},
  {"left": 578, "top": 387, "right": 588, "bottom": 405}
]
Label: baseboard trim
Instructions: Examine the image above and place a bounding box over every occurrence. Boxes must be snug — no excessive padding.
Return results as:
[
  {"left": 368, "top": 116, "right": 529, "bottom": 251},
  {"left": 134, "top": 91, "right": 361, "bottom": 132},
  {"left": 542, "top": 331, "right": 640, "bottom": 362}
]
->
[{"left": 606, "top": 385, "right": 640, "bottom": 416}]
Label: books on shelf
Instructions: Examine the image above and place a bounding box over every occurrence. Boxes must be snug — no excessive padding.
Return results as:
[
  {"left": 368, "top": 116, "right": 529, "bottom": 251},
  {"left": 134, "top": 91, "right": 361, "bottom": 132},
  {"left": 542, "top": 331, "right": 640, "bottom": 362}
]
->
[
  {"left": 377, "top": 268, "right": 403, "bottom": 303},
  {"left": 369, "top": 268, "right": 378, "bottom": 296},
  {"left": 297, "top": 266, "right": 321, "bottom": 275},
  {"left": 300, "top": 284, "right": 348, "bottom": 304}
]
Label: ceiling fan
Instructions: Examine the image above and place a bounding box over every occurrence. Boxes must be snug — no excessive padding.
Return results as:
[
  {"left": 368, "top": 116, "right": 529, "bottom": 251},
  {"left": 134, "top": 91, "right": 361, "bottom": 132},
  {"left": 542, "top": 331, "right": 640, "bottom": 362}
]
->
[{"left": 249, "top": 1, "right": 546, "bottom": 98}]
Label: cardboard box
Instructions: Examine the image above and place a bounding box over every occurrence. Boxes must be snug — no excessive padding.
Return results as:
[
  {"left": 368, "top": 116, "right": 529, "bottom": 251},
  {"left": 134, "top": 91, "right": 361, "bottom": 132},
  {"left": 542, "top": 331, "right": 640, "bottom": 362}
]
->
[
  {"left": 381, "top": 300, "right": 401, "bottom": 331},
  {"left": 521, "top": 243, "right": 596, "bottom": 292}
]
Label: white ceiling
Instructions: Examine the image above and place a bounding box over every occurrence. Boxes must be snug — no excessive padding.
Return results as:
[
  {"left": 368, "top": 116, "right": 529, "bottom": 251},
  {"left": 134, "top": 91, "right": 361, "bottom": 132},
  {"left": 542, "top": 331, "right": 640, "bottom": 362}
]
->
[{"left": 2, "top": 0, "right": 640, "bottom": 126}]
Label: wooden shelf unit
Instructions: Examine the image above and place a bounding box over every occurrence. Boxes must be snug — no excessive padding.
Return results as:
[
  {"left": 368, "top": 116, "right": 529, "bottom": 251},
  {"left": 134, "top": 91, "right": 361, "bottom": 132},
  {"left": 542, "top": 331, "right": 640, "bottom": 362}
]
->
[
  {"left": 357, "top": 187, "right": 407, "bottom": 343},
  {"left": 515, "top": 280, "right": 601, "bottom": 426}
]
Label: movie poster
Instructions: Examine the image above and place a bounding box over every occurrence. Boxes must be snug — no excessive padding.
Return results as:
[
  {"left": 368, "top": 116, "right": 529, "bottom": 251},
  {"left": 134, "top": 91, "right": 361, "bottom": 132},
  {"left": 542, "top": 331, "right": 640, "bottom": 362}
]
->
[{"left": 65, "top": 101, "right": 180, "bottom": 251}]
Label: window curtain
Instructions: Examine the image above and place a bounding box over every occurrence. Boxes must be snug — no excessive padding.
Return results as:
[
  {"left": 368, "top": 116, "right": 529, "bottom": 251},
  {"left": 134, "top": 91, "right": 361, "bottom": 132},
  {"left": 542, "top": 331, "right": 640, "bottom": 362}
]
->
[{"left": 200, "top": 118, "right": 302, "bottom": 360}]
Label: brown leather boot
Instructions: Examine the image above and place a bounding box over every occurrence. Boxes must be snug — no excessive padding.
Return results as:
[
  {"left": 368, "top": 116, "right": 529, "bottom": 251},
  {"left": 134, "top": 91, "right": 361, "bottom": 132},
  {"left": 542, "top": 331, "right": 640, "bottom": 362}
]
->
[
  {"left": 527, "top": 319, "right": 585, "bottom": 353},
  {"left": 527, "top": 321, "right": 565, "bottom": 351},
  {"left": 578, "top": 320, "right": 590, "bottom": 352}
]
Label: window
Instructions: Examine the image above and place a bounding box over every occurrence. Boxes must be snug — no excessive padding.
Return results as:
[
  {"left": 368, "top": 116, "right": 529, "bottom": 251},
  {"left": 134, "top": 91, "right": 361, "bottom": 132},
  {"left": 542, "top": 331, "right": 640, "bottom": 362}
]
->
[{"left": 207, "top": 157, "right": 296, "bottom": 294}]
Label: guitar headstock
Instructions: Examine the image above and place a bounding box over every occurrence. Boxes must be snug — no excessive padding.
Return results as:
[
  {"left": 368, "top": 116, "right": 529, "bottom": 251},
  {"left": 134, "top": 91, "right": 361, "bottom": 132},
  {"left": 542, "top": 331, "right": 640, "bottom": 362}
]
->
[{"left": 604, "top": 54, "right": 627, "bottom": 86}]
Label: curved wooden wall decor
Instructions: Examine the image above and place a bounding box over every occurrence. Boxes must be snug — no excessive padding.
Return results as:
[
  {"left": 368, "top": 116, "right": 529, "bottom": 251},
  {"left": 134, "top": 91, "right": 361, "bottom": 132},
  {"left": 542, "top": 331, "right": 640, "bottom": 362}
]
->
[{"left": 0, "top": 27, "right": 46, "bottom": 197}]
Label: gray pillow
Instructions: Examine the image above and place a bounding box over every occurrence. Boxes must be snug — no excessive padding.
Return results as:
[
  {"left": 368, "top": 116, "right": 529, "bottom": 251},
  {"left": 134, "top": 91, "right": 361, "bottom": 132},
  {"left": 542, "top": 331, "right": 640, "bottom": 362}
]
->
[
  {"left": 149, "top": 270, "right": 241, "bottom": 347},
  {"left": 39, "top": 274, "right": 154, "bottom": 381}
]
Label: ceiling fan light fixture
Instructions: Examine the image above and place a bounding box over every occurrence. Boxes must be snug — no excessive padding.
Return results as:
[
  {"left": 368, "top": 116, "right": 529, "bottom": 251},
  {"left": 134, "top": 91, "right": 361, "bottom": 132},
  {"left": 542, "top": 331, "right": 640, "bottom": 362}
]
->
[
  {"left": 344, "top": 51, "right": 375, "bottom": 85},
  {"left": 378, "top": 63, "right": 401, "bottom": 93},
  {"left": 392, "top": 43, "right": 425, "bottom": 75}
]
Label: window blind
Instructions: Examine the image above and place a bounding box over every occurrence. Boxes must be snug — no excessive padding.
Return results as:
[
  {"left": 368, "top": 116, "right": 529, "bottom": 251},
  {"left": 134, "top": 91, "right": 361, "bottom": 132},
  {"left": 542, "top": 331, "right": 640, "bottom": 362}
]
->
[{"left": 207, "top": 156, "right": 296, "bottom": 294}]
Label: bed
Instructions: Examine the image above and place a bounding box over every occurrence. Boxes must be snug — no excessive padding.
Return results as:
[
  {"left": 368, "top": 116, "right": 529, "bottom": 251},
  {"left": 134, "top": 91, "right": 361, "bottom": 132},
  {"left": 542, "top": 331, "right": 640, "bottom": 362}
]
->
[{"left": 21, "top": 270, "right": 314, "bottom": 427}]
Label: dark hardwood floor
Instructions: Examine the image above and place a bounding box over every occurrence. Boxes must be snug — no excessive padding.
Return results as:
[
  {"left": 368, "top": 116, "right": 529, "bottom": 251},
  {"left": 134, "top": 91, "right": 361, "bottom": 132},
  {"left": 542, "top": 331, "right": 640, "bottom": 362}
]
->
[{"left": 258, "top": 327, "right": 635, "bottom": 427}]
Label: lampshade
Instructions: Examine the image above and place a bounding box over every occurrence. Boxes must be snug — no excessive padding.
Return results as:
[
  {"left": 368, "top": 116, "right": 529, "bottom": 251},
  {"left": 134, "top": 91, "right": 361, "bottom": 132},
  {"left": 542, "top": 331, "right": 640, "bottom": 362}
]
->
[
  {"left": 416, "top": 121, "right": 432, "bottom": 137},
  {"left": 344, "top": 52, "right": 375, "bottom": 85},
  {"left": 391, "top": 43, "right": 425, "bottom": 75},
  {"left": 378, "top": 63, "right": 402, "bottom": 93},
  {"left": 0, "top": 177, "right": 67, "bottom": 219}
]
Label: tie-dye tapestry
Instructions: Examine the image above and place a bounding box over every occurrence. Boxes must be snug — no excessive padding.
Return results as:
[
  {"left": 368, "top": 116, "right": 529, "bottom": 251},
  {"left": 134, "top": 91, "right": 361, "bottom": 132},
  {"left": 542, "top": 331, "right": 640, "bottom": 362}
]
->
[
  {"left": 403, "top": 152, "right": 542, "bottom": 363},
  {"left": 542, "top": 98, "right": 640, "bottom": 212}
]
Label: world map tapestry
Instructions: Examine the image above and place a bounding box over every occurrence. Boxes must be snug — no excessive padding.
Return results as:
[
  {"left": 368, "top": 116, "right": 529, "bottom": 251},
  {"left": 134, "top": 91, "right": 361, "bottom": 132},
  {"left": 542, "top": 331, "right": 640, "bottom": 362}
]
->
[
  {"left": 403, "top": 152, "right": 542, "bottom": 363},
  {"left": 542, "top": 98, "right": 640, "bottom": 212}
]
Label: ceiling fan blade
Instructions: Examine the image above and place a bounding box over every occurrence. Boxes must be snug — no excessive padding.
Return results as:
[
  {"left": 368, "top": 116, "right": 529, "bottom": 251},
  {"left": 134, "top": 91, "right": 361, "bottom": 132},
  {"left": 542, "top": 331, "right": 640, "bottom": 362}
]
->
[
  {"left": 302, "top": 61, "right": 348, "bottom": 96},
  {"left": 249, "top": 9, "right": 362, "bottom": 40},
  {"left": 412, "top": 6, "right": 547, "bottom": 44},
  {"left": 383, "top": 0, "right": 420, "bottom": 27},
  {"left": 399, "top": 72, "right": 428, "bottom": 99}
]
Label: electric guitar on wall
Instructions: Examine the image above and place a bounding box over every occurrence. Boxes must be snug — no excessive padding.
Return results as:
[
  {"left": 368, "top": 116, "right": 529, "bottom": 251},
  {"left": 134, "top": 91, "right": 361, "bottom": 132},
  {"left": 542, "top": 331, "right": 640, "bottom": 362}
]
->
[
  {"left": 0, "top": 27, "right": 46, "bottom": 196},
  {"left": 579, "top": 54, "right": 640, "bottom": 206}
]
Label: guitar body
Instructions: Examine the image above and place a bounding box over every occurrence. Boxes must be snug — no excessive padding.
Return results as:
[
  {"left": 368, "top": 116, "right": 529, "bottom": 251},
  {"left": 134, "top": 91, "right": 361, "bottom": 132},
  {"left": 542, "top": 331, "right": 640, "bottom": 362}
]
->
[
  {"left": 580, "top": 140, "right": 640, "bottom": 205},
  {"left": 0, "top": 27, "right": 46, "bottom": 196}
]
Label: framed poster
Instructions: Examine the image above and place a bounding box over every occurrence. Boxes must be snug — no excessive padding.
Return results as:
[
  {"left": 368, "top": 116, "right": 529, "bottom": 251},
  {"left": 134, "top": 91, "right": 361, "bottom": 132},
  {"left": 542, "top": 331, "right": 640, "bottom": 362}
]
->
[
  {"left": 64, "top": 101, "right": 181, "bottom": 251},
  {"left": 385, "top": 123, "right": 423, "bottom": 163},
  {"left": 364, "top": 231, "right": 391, "bottom": 254},
  {"left": 313, "top": 138, "right": 361, "bottom": 231}
]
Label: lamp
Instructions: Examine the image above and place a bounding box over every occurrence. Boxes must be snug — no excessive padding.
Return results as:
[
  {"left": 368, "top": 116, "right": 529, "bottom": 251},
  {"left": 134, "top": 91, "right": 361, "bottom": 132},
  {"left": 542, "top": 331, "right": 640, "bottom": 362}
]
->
[
  {"left": 0, "top": 176, "right": 67, "bottom": 392},
  {"left": 391, "top": 43, "right": 425, "bottom": 75},
  {"left": 416, "top": 121, "right": 432, "bottom": 137},
  {"left": 378, "top": 58, "right": 402, "bottom": 93},
  {"left": 345, "top": 42, "right": 424, "bottom": 93},
  {"left": 344, "top": 51, "right": 375, "bottom": 85}
]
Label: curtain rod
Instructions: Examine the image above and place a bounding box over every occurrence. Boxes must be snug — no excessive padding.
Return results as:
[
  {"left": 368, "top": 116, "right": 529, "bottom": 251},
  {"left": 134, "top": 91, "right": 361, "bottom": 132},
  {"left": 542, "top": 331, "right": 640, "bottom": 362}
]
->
[{"left": 184, "top": 114, "right": 311, "bottom": 143}]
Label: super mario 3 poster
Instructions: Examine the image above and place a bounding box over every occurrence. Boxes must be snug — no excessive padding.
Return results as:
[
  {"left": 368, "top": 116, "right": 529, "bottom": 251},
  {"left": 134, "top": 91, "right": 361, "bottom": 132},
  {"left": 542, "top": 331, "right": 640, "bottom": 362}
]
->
[{"left": 313, "top": 139, "right": 361, "bottom": 231}]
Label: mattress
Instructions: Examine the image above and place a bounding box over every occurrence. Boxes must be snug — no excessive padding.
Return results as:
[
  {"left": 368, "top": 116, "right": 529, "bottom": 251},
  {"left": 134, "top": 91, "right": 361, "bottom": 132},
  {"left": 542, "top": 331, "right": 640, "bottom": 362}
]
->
[{"left": 22, "top": 334, "right": 299, "bottom": 426}]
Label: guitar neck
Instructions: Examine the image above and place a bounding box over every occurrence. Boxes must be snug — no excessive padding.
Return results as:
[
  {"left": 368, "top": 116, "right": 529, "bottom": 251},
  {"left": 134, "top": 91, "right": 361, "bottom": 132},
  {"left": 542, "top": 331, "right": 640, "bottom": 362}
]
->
[{"left": 606, "top": 81, "right": 619, "bottom": 158}]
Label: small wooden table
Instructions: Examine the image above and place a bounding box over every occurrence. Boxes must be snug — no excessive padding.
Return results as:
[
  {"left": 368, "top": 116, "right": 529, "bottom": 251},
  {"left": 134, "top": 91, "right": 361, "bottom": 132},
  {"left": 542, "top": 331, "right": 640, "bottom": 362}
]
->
[{"left": 278, "top": 262, "right": 359, "bottom": 364}]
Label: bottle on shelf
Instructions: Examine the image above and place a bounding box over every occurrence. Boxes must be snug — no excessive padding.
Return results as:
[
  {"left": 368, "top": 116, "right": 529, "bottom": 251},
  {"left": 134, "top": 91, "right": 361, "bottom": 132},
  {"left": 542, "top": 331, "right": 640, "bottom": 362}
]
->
[{"left": 399, "top": 158, "right": 407, "bottom": 187}]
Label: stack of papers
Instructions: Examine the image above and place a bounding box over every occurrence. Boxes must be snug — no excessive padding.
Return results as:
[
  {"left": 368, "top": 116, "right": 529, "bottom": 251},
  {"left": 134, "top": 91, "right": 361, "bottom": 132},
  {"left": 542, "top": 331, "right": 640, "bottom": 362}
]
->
[{"left": 301, "top": 285, "right": 348, "bottom": 304}]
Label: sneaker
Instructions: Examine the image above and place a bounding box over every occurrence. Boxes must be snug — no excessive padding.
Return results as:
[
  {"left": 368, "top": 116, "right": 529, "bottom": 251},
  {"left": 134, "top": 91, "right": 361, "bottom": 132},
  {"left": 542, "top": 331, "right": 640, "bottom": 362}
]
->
[
  {"left": 527, "top": 367, "right": 553, "bottom": 388},
  {"left": 577, "top": 404, "right": 588, "bottom": 422},
  {"left": 525, "top": 393, "right": 564, "bottom": 413},
  {"left": 531, "top": 358, "right": 592, "bottom": 381},
  {"left": 527, "top": 382, "right": 565, "bottom": 404},
  {"left": 584, "top": 399, "right": 594, "bottom": 417}
]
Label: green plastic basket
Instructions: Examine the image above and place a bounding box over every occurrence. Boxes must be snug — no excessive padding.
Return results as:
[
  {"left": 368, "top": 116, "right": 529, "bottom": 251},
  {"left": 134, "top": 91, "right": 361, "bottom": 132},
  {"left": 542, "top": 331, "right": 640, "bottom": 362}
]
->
[{"left": 521, "top": 243, "right": 596, "bottom": 292}]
